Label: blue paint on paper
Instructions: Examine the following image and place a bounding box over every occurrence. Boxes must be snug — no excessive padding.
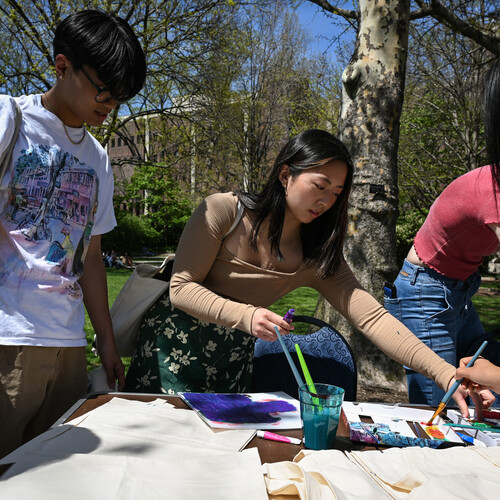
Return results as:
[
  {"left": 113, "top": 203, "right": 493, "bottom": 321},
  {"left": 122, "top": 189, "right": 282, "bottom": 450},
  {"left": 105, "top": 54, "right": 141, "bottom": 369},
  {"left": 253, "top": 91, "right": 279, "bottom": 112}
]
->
[{"left": 182, "top": 393, "right": 296, "bottom": 424}]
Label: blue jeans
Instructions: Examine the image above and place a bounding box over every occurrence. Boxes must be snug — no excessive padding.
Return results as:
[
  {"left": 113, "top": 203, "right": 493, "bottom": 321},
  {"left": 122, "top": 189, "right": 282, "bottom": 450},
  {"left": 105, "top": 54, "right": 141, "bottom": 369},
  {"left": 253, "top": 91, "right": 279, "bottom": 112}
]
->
[{"left": 384, "top": 259, "right": 490, "bottom": 405}]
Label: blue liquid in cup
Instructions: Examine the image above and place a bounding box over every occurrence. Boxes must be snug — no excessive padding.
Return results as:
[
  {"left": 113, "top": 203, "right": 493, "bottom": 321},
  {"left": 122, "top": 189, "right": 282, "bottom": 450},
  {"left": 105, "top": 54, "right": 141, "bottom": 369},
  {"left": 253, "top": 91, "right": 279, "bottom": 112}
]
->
[
  {"left": 302, "top": 407, "right": 339, "bottom": 450},
  {"left": 299, "top": 383, "right": 344, "bottom": 450}
]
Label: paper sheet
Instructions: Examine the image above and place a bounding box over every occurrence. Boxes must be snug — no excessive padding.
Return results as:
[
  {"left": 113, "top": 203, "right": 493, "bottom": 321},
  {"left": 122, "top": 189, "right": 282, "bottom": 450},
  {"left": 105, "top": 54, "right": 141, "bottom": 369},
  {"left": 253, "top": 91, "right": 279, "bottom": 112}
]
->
[
  {"left": 0, "top": 448, "right": 267, "bottom": 500},
  {"left": 180, "top": 391, "right": 302, "bottom": 429},
  {"left": 70, "top": 397, "right": 256, "bottom": 451},
  {"left": 1, "top": 397, "right": 255, "bottom": 467}
]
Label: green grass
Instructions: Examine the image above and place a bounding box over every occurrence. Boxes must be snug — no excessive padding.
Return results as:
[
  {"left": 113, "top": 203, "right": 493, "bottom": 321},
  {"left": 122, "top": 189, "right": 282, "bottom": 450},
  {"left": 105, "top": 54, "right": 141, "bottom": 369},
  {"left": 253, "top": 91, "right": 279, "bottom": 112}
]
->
[
  {"left": 84, "top": 268, "right": 320, "bottom": 373},
  {"left": 85, "top": 268, "right": 133, "bottom": 372},
  {"left": 268, "top": 287, "right": 320, "bottom": 334},
  {"left": 472, "top": 282, "right": 500, "bottom": 337},
  {"left": 85, "top": 272, "right": 500, "bottom": 372}
]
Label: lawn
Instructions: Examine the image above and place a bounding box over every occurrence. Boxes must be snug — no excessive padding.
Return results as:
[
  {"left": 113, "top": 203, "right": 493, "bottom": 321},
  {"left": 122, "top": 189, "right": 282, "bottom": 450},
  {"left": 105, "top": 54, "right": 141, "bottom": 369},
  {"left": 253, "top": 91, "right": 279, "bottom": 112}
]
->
[
  {"left": 471, "top": 282, "right": 500, "bottom": 337},
  {"left": 85, "top": 270, "right": 500, "bottom": 373},
  {"left": 84, "top": 268, "right": 320, "bottom": 374},
  {"left": 85, "top": 268, "right": 133, "bottom": 372}
]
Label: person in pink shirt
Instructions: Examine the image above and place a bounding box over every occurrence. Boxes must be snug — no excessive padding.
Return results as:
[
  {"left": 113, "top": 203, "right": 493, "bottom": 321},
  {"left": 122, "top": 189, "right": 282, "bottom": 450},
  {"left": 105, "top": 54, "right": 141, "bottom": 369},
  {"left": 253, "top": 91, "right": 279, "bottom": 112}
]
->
[{"left": 385, "top": 58, "right": 500, "bottom": 406}]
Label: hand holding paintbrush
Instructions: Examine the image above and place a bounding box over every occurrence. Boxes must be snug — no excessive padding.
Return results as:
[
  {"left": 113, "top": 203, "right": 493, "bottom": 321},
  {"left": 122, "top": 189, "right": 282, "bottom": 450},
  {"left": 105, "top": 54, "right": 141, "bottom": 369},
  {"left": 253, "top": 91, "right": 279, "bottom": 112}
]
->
[
  {"left": 427, "top": 341, "right": 488, "bottom": 424},
  {"left": 457, "top": 357, "right": 500, "bottom": 395}
]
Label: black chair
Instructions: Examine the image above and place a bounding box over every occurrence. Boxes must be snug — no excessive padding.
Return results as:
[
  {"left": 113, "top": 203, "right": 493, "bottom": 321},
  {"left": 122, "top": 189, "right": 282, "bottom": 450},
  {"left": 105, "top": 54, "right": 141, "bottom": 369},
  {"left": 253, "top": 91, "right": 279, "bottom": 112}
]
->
[{"left": 251, "top": 315, "right": 357, "bottom": 401}]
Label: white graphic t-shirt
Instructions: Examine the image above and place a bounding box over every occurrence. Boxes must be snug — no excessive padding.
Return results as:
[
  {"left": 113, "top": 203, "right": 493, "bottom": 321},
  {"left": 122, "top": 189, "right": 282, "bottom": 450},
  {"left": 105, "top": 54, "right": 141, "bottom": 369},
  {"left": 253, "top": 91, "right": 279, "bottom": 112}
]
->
[{"left": 0, "top": 94, "right": 116, "bottom": 346}]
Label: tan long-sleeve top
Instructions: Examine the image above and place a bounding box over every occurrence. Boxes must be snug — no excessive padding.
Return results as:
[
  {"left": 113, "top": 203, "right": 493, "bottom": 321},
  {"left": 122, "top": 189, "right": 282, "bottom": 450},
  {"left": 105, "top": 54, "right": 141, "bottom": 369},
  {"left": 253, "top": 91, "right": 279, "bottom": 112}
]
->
[{"left": 170, "top": 192, "right": 456, "bottom": 390}]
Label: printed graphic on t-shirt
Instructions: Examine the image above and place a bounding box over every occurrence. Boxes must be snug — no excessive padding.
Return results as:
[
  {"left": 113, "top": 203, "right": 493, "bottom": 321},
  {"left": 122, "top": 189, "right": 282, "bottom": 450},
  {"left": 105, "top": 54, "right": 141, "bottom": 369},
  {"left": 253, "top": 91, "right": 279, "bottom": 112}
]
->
[{"left": 0, "top": 144, "right": 99, "bottom": 290}]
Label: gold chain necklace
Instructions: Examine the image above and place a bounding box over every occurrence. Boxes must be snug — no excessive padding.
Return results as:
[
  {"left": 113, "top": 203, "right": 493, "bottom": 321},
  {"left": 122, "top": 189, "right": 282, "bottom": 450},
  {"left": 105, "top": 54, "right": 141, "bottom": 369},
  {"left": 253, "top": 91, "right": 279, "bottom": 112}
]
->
[{"left": 43, "top": 93, "right": 86, "bottom": 145}]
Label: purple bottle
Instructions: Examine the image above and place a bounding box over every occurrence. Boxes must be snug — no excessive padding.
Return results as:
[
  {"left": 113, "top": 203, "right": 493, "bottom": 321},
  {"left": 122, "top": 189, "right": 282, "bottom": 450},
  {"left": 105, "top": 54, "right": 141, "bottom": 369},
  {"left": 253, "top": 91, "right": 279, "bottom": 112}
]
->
[{"left": 283, "top": 308, "right": 295, "bottom": 323}]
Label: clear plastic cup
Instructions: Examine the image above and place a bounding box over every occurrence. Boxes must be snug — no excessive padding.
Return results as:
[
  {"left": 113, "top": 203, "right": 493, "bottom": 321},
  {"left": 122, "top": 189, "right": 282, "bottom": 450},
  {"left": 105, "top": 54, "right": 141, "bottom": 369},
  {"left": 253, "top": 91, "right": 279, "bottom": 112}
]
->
[{"left": 299, "top": 383, "right": 345, "bottom": 450}]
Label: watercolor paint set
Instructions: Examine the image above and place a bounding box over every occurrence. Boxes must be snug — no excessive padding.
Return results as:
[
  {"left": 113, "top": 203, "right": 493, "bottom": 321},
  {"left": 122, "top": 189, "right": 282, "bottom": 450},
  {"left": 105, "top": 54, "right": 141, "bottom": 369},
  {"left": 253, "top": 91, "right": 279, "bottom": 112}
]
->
[
  {"left": 446, "top": 409, "right": 500, "bottom": 447},
  {"left": 342, "top": 402, "right": 464, "bottom": 448}
]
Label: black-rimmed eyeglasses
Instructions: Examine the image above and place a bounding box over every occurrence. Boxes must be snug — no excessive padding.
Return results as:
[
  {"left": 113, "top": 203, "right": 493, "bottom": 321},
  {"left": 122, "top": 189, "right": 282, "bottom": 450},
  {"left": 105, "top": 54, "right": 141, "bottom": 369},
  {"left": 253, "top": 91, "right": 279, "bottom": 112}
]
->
[{"left": 80, "top": 67, "right": 127, "bottom": 104}]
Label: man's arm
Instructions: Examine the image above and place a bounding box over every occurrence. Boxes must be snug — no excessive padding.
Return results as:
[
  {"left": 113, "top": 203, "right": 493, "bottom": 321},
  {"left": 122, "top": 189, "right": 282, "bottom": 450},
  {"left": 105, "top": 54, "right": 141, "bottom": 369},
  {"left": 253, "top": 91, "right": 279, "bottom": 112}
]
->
[{"left": 79, "top": 234, "right": 125, "bottom": 390}]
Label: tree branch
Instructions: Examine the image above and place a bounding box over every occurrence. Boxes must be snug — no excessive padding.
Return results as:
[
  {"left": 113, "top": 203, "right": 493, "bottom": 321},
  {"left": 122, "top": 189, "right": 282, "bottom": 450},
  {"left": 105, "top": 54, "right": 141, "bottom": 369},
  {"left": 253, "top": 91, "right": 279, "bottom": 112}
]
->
[
  {"left": 5, "top": 0, "right": 54, "bottom": 67},
  {"left": 308, "top": 0, "right": 499, "bottom": 56},
  {"left": 306, "top": 0, "right": 358, "bottom": 21},
  {"left": 413, "top": 0, "right": 500, "bottom": 56}
]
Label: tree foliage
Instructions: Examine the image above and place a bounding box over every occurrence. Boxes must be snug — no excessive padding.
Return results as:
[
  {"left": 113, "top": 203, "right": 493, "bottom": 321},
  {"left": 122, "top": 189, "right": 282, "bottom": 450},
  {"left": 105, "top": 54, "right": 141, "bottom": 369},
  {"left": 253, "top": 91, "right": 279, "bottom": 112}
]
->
[
  {"left": 0, "top": 1, "right": 242, "bottom": 141},
  {"left": 0, "top": 1, "right": 339, "bottom": 248},
  {"left": 398, "top": 10, "right": 493, "bottom": 214},
  {"left": 101, "top": 211, "right": 163, "bottom": 255},
  {"left": 308, "top": 0, "right": 500, "bottom": 388},
  {"left": 187, "top": 2, "right": 341, "bottom": 196},
  {"left": 115, "top": 164, "right": 194, "bottom": 250}
]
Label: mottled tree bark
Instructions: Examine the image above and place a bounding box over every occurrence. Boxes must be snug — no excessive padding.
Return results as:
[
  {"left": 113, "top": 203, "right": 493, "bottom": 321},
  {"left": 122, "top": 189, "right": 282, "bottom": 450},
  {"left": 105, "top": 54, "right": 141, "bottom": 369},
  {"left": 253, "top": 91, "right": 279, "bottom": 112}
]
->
[{"left": 316, "top": 0, "right": 411, "bottom": 390}]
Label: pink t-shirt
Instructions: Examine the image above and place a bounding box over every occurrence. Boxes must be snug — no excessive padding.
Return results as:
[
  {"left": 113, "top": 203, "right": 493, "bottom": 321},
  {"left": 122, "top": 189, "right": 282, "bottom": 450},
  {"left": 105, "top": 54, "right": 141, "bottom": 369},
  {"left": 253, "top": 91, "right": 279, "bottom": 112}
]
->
[{"left": 414, "top": 166, "right": 500, "bottom": 281}]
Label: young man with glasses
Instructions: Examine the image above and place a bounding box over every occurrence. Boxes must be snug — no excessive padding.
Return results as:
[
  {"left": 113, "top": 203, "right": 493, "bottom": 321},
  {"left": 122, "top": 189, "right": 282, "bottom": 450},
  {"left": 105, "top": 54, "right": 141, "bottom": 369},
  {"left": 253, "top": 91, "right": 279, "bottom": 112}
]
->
[{"left": 0, "top": 9, "right": 146, "bottom": 458}]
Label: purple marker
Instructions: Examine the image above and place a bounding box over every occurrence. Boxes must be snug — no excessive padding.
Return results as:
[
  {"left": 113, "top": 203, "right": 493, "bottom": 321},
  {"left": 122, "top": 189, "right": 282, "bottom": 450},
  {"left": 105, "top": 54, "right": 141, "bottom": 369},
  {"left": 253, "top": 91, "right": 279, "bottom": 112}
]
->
[{"left": 283, "top": 308, "right": 295, "bottom": 323}]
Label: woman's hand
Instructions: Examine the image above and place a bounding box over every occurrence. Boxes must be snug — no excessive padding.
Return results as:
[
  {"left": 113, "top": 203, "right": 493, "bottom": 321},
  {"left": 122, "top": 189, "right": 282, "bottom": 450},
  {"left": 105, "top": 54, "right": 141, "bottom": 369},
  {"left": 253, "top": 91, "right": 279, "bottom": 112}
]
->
[
  {"left": 457, "top": 357, "right": 500, "bottom": 394},
  {"left": 450, "top": 376, "right": 495, "bottom": 420},
  {"left": 251, "top": 308, "right": 294, "bottom": 341}
]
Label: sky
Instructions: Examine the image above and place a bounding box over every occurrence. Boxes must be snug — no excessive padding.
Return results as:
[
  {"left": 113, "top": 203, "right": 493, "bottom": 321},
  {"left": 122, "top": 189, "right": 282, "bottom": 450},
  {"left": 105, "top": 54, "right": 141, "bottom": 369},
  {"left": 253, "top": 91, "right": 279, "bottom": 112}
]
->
[
  {"left": 296, "top": 2, "right": 336, "bottom": 53},
  {"left": 294, "top": 1, "right": 355, "bottom": 62}
]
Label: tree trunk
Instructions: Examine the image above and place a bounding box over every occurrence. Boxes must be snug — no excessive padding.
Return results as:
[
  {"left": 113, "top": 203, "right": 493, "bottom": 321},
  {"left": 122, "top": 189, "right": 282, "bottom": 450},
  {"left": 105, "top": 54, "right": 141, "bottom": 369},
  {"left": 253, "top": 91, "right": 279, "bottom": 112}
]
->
[{"left": 316, "top": 0, "right": 411, "bottom": 391}]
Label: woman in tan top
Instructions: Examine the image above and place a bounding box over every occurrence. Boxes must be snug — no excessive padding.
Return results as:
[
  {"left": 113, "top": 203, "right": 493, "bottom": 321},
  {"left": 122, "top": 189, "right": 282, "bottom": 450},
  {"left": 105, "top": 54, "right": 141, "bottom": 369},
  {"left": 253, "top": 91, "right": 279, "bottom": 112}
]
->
[{"left": 125, "top": 129, "right": 491, "bottom": 414}]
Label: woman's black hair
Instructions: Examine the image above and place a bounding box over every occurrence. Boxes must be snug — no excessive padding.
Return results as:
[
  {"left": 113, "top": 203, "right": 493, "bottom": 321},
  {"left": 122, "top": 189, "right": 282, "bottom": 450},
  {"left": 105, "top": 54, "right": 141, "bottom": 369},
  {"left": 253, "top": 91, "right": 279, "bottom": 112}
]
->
[
  {"left": 484, "top": 58, "right": 500, "bottom": 192},
  {"left": 236, "top": 129, "right": 354, "bottom": 279},
  {"left": 53, "top": 10, "right": 146, "bottom": 102}
]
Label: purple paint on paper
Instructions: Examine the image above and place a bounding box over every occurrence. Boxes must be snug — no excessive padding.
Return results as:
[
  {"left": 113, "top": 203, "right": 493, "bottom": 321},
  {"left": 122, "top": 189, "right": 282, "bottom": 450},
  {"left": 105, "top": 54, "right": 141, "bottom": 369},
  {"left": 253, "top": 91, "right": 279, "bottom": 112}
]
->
[{"left": 183, "top": 393, "right": 296, "bottom": 424}]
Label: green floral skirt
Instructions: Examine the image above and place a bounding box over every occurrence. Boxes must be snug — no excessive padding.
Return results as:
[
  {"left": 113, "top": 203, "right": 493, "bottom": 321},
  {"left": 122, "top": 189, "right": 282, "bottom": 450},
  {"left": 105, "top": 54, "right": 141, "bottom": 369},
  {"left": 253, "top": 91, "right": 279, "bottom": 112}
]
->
[{"left": 124, "top": 289, "right": 256, "bottom": 394}]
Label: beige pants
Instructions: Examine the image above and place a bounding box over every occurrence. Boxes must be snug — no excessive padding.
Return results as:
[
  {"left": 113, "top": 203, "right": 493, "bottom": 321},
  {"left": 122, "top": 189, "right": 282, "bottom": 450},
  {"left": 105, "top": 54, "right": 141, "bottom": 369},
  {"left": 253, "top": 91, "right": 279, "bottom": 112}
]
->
[{"left": 0, "top": 345, "right": 87, "bottom": 459}]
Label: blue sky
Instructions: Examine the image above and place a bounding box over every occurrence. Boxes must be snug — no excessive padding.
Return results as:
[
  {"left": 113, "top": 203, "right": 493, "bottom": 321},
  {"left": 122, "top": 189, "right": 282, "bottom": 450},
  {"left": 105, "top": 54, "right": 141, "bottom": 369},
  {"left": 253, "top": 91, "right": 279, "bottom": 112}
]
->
[
  {"left": 296, "top": 2, "right": 336, "bottom": 53},
  {"left": 295, "top": 1, "right": 355, "bottom": 61}
]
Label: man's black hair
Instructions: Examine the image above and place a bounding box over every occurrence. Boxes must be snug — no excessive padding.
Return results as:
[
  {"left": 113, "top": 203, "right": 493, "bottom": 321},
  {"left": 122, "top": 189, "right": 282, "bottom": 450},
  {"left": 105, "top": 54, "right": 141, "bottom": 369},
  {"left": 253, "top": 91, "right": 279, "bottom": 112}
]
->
[{"left": 53, "top": 10, "right": 146, "bottom": 102}]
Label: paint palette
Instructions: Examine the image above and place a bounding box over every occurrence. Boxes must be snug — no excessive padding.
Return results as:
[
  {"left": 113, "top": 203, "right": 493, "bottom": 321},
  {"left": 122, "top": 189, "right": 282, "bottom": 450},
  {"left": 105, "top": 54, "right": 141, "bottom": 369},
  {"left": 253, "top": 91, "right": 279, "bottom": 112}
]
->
[
  {"left": 342, "top": 402, "right": 463, "bottom": 448},
  {"left": 446, "top": 409, "right": 500, "bottom": 447}
]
